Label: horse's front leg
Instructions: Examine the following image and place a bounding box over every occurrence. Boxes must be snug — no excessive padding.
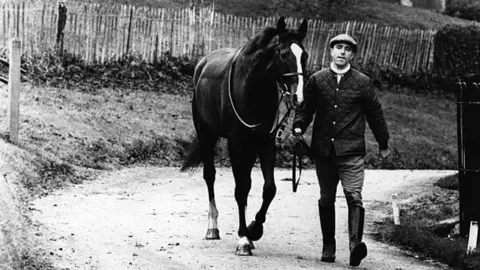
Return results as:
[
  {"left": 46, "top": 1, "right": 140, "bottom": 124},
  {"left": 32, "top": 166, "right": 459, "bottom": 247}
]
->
[
  {"left": 228, "top": 137, "right": 257, "bottom": 256},
  {"left": 247, "top": 136, "right": 277, "bottom": 241}
]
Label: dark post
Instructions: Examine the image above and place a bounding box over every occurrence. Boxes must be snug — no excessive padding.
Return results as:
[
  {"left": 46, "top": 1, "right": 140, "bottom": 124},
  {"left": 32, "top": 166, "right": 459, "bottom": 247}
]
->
[
  {"left": 153, "top": 34, "right": 159, "bottom": 64},
  {"left": 126, "top": 6, "right": 133, "bottom": 55},
  {"left": 457, "top": 73, "right": 480, "bottom": 237},
  {"left": 56, "top": 2, "right": 67, "bottom": 56}
]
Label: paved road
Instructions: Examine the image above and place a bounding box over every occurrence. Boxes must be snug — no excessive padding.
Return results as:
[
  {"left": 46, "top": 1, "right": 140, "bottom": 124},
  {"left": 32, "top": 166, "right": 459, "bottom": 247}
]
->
[{"left": 32, "top": 167, "right": 455, "bottom": 269}]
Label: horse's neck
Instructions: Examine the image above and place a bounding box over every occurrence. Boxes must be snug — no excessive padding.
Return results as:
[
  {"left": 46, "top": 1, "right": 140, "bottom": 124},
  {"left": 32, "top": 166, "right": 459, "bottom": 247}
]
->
[
  {"left": 232, "top": 54, "right": 278, "bottom": 122},
  {"left": 239, "top": 52, "right": 276, "bottom": 92},
  {"left": 238, "top": 56, "right": 275, "bottom": 94}
]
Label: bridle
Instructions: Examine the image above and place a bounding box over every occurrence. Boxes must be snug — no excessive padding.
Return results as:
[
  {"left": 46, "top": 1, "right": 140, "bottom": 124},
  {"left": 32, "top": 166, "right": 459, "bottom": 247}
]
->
[
  {"left": 270, "top": 45, "right": 306, "bottom": 143},
  {"left": 228, "top": 43, "right": 306, "bottom": 134},
  {"left": 272, "top": 45, "right": 310, "bottom": 193}
]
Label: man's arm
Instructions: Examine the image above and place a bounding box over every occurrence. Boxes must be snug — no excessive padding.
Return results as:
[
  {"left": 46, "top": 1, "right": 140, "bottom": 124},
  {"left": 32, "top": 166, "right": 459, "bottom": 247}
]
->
[{"left": 362, "top": 80, "right": 390, "bottom": 151}]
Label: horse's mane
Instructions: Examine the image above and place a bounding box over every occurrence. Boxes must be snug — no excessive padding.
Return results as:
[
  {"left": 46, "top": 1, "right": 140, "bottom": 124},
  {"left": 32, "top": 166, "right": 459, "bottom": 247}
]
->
[
  {"left": 243, "top": 25, "right": 305, "bottom": 55},
  {"left": 243, "top": 26, "right": 278, "bottom": 54}
]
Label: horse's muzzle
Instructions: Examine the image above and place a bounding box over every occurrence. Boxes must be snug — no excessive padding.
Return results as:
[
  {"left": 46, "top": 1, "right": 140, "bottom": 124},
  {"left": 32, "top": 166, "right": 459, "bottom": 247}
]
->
[{"left": 291, "top": 93, "right": 306, "bottom": 110}]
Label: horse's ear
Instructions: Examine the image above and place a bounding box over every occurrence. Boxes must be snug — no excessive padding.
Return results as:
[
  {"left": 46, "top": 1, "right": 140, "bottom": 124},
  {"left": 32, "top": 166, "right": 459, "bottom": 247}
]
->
[
  {"left": 277, "top": 17, "right": 286, "bottom": 34},
  {"left": 298, "top": 19, "right": 308, "bottom": 40}
]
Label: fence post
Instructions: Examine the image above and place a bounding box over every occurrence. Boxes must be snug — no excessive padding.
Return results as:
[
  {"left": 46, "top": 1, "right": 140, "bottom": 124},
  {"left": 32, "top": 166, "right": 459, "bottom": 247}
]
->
[
  {"left": 467, "top": 221, "right": 479, "bottom": 255},
  {"left": 57, "top": 2, "right": 67, "bottom": 56},
  {"left": 392, "top": 193, "right": 400, "bottom": 225},
  {"left": 8, "top": 39, "right": 21, "bottom": 144},
  {"left": 126, "top": 6, "right": 133, "bottom": 55}
]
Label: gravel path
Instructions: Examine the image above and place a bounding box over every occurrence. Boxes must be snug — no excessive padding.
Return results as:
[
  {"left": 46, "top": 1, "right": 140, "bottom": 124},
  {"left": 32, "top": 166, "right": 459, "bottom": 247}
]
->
[{"left": 32, "top": 167, "right": 456, "bottom": 269}]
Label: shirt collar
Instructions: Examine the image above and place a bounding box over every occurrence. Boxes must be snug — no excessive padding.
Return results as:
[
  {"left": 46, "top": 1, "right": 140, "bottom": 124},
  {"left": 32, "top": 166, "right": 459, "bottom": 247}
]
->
[{"left": 330, "top": 62, "right": 351, "bottom": 75}]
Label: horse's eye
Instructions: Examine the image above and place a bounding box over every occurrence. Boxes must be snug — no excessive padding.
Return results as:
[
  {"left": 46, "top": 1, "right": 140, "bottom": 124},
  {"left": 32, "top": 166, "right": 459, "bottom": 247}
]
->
[
  {"left": 301, "top": 52, "right": 308, "bottom": 64},
  {"left": 302, "top": 52, "right": 308, "bottom": 61},
  {"left": 279, "top": 51, "right": 291, "bottom": 60}
]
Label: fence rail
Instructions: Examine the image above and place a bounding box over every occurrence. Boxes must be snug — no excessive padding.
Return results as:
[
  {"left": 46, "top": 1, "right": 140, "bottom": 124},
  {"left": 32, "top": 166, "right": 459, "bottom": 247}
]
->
[{"left": 0, "top": 0, "right": 436, "bottom": 75}]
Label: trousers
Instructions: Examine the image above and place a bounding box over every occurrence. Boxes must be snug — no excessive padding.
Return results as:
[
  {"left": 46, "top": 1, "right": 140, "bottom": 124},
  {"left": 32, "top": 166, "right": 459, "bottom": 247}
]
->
[{"left": 315, "top": 154, "right": 364, "bottom": 207}]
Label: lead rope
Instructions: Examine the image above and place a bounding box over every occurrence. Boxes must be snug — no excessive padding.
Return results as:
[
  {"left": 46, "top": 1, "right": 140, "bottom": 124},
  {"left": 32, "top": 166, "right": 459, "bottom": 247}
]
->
[
  {"left": 292, "top": 135, "right": 309, "bottom": 192},
  {"left": 228, "top": 46, "right": 262, "bottom": 129}
]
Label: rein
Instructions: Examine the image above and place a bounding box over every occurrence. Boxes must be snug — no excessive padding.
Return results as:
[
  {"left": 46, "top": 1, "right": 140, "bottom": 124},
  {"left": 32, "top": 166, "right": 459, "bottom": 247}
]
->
[
  {"left": 291, "top": 135, "right": 310, "bottom": 192},
  {"left": 227, "top": 45, "right": 304, "bottom": 134},
  {"left": 228, "top": 46, "right": 262, "bottom": 129}
]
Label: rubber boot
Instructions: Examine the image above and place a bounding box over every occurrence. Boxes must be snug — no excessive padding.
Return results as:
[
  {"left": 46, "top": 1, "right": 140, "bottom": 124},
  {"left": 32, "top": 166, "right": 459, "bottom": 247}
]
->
[
  {"left": 348, "top": 206, "right": 367, "bottom": 267},
  {"left": 318, "top": 201, "right": 336, "bottom": 262}
]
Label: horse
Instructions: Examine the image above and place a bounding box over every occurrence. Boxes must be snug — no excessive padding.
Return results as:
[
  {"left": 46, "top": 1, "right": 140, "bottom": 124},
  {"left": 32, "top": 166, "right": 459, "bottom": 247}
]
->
[{"left": 181, "top": 17, "right": 308, "bottom": 256}]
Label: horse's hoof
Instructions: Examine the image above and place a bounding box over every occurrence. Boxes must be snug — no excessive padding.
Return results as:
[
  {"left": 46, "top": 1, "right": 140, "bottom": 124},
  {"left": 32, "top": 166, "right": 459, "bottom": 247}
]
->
[
  {"left": 247, "top": 221, "right": 263, "bottom": 241},
  {"left": 205, "top": 229, "right": 220, "bottom": 240},
  {"left": 235, "top": 244, "right": 252, "bottom": 256}
]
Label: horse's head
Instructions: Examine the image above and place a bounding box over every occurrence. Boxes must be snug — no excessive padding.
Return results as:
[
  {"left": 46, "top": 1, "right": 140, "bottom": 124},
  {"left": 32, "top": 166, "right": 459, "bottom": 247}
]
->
[{"left": 271, "top": 17, "right": 308, "bottom": 110}]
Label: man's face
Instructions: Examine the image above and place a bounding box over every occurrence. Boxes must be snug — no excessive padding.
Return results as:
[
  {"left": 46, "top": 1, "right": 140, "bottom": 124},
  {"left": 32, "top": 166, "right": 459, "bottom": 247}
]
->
[{"left": 330, "top": 42, "right": 355, "bottom": 68}]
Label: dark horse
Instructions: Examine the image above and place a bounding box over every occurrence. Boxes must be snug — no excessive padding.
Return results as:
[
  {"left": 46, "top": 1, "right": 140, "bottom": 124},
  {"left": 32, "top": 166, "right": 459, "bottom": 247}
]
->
[{"left": 181, "top": 17, "right": 308, "bottom": 256}]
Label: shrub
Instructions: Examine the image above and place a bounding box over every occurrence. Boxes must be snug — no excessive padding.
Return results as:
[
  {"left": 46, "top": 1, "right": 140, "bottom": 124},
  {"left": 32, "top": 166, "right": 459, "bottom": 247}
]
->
[
  {"left": 435, "top": 174, "right": 459, "bottom": 190},
  {"left": 358, "top": 59, "right": 444, "bottom": 95},
  {"left": 21, "top": 50, "right": 195, "bottom": 94},
  {"left": 445, "top": 0, "right": 480, "bottom": 21},
  {"left": 433, "top": 23, "right": 480, "bottom": 92},
  {"left": 412, "top": 0, "right": 444, "bottom": 11}
]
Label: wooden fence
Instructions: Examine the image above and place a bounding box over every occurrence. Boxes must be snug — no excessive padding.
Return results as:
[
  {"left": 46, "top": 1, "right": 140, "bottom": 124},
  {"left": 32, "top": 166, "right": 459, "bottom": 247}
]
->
[{"left": 0, "top": 0, "right": 437, "bottom": 75}]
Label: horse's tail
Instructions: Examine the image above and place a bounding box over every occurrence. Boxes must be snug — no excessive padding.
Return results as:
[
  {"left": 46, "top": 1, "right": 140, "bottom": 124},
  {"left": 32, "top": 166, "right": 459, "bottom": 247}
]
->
[{"left": 180, "top": 135, "right": 202, "bottom": 172}]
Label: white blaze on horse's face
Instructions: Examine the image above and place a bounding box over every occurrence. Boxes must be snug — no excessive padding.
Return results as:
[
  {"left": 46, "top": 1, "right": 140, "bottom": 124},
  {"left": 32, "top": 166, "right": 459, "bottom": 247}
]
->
[{"left": 290, "top": 43, "right": 304, "bottom": 104}]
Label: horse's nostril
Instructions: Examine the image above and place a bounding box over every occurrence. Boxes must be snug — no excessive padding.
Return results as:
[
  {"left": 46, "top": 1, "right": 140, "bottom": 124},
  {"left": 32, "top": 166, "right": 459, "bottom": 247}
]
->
[{"left": 293, "top": 94, "right": 298, "bottom": 103}]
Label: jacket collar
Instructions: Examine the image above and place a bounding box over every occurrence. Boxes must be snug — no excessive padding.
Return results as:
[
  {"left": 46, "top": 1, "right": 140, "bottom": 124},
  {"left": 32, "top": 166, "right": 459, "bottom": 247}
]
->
[{"left": 328, "top": 66, "right": 353, "bottom": 82}]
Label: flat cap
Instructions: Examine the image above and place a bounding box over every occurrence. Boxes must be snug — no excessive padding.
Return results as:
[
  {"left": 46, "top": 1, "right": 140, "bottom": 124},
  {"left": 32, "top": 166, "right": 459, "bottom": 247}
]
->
[{"left": 329, "top": 34, "right": 358, "bottom": 53}]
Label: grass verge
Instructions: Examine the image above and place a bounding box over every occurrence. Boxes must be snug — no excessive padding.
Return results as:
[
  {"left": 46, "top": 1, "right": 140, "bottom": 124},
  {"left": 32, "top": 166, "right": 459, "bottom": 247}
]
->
[
  {"left": 372, "top": 174, "right": 480, "bottom": 269},
  {"left": 0, "top": 140, "right": 55, "bottom": 269}
]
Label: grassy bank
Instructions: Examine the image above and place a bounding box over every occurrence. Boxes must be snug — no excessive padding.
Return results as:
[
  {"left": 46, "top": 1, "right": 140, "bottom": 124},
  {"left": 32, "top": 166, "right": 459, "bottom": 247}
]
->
[
  {"left": 0, "top": 139, "right": 54, "bottom": 269},
  {"left": 92, "top": 0, "right": 472, "bottom": 29},
  {"left": 86, "top": 0, "right": 473, "bottom": 29},
  {"left": 372, "top": 174, "right": 480, "bottom": 269},
  {"left": 3, "top": 83, "right": 458, "bottom": 174}
]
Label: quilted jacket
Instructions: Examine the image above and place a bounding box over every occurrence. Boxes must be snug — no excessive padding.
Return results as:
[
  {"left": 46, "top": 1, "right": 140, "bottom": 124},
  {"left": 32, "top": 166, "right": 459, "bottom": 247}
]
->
[{"left": 293, "top": 67, "right": 389, "bottom": 157}]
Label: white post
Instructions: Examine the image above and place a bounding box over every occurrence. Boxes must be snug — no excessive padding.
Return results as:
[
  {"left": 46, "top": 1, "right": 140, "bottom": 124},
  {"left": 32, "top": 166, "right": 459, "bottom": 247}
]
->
[
  {"left": 8, "top": 39, "right": 21, "bottom": 144},
  {"left": 467, "top": 221, "right": 479, "bottom": 255},
  {"left": 392, "top": 193, "right": 400, "bottom": 225}
]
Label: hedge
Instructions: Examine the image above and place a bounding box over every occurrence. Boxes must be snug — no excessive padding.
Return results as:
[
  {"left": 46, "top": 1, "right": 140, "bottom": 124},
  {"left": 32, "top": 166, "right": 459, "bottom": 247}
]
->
[
  {"left": 433, "top": 23, "right": 480, "bottom": 91},
  {"left": 444, "top": 0, "right": 480, "bottom": 22}
]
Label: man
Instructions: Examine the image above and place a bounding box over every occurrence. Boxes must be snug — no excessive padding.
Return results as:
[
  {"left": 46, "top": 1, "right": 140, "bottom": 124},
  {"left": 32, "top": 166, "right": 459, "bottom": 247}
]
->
[{"left": 292, "top": 33, "right": 391, "bottom": 266}]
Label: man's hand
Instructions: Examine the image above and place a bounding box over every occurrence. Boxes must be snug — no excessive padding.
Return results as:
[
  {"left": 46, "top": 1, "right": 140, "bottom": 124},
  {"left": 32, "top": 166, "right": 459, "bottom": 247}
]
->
[
  {"left": 292, "top": 128, "right": 302, "bottom": 137},
  {"left": 379, "top": 148, "right": 391, "bottom": 159},
  {"left": 290, "top": 128, "right": 302, "bottom": 144}
]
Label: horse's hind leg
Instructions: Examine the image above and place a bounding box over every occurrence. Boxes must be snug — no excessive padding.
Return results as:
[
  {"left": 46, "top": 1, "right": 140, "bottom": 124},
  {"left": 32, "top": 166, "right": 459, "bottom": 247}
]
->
[
  {"left": 247, "top": 136, "right": 277, "bottom": 241},
  {"left": 198, "top": 127, "right": 220, "bottom": 240},
  {"left": 203, "top": 138, "right": 220, "bottom": 240}
]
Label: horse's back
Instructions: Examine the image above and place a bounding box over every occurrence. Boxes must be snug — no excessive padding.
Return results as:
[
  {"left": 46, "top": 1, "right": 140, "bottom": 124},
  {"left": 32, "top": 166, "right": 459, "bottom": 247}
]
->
[
  {"left": 192, "top": 48, "right": 237, "bottom": 135},
  {"left": 194, "top": 48, "right": 236, "bottom": 85}
]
